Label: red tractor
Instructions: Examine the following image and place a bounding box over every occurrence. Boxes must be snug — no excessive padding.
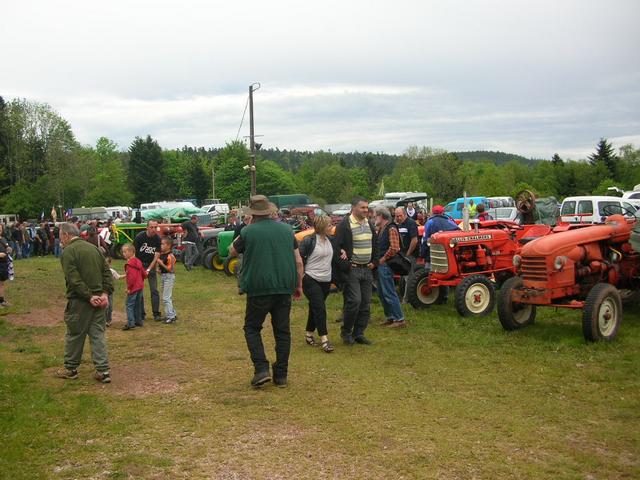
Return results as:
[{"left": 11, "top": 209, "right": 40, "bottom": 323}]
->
[
  {"left": 408, "top": 220, "right": 555, "bottom": 316},
  {"left": 497, "top": 214, "right": 640, "bottom": 341}
]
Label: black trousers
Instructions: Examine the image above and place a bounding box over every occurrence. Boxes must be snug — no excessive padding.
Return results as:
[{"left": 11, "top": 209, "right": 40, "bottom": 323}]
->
[
  {"left": 303, "top": 275, "right": 331, "bottom": 336},
  {"left": 243, "top": 294, "right": 292, "bottom": 378}
]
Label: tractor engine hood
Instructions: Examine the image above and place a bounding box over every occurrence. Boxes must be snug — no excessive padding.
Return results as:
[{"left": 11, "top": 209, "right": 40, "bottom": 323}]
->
[{"left": 521, "top": 214, "right": 634, "bottom": 260}]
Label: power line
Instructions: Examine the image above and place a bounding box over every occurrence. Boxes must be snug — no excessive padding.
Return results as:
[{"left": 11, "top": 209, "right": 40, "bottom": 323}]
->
[{"left": 235, "top": 94, "right": 250, "bottom": 141}]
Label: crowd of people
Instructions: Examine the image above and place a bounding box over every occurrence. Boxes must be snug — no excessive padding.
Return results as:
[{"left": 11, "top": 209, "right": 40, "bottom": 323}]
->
[{"left": 9, "top": 195, "right": 485, "bottom": 389}]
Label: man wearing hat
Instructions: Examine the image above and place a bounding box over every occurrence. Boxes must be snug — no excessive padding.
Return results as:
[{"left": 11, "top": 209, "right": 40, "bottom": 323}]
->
[
  {"left": 230, "top": 195, "right": 304, "bottom": 388},
  {"left": 420, "top": 205, "right": 459, "bottom": 261}
]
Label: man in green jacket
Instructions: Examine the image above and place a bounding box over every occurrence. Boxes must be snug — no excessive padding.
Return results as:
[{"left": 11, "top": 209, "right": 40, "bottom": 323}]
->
[
  {"left": 55, "top": 223, "right": 114, "bottom": 383},
  {"left": 230, "top": 195, "right": 304, "bottom": 388}
]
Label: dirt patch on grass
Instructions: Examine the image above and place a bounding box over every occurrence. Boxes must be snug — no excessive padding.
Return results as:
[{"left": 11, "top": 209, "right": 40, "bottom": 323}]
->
[
  {"left": 3, "top": 304, "right": 65, "bottom": 327},
  {"left": 106, "top": 360, "right": 184, "bottom": 398}
]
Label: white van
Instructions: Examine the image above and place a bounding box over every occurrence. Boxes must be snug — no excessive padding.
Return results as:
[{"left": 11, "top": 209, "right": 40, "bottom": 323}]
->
[{"left": 560, "top": 196, "right": 637, "bottom": 224}]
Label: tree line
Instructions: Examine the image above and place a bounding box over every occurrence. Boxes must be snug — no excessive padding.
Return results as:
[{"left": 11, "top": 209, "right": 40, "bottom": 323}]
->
[{"left": 1, "top": 96, "right": 639, "bottom": 219}]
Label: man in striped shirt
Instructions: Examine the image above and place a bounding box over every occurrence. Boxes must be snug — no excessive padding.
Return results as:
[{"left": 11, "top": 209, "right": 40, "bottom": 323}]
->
[{"left": 335, "top": 197, "right": 379, "bottom": 345}]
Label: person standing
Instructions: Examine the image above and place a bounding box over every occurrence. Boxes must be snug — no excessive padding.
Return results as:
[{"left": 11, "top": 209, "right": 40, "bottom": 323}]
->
[
  {"left": 157, "top": 236, "right": 178, "bottom": 324},
  {"left": 0, "top": 224, "right": 12, "bottom": 307},
  {"left": 475, "top": 203, "right": 493, "bottom": 221},
  {"left": 375, "top": 208, "right": 406, "bottom": 328},
  {"left": 405, "top": 201, "right": 419, "bottom": 221},
  {"left": 55, "top": 223, "right": 113, "bottom": 383},
  {"left": 181, "top": 215, "right": 200, "bottom": 271},
  {"left": 134, "top": 220, "right": 161, "bottom": 322},
  {"left": 229, "top": 195, "right": 304, "bottom": 388},
  {"left": 122, "top": 243, "right": 146, "bottom": 330},
  {"left": 299, "top": 215, "right": 336, "bottom": 353},
  {"left": 335, "top": 197, "right": 378, "bottom": 345},
  {"left": 394, "top": 207, "right": 419, "bottom": 303}
]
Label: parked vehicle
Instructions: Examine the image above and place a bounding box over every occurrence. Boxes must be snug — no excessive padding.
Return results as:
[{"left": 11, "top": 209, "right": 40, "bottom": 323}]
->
[
  {"left": 106, "top": 206, "right": 132, "bottom": 220},
  {"left": 109, "top": 222, "right": 184, "bottom": 258},
  {"left": 201, "top": 201, "right": 230, "bottom": 216},
  {"left": 0, "top": 214, "right": 19, "bottom": 224},
  {"left": 498, "top": 212, "right": 640, "bottom": 341},
  {"left": 72, "top": 207, "right": 110, "bottom": 222},
  {"left": 444, "top": 197, "right": 489, "bottom": 220},
  {"left": 370, "top": 192, "right": 428, "bottom": 210},
  {"left": 560, "top": 196, "right": 636, "bottom": 224},
  {"left": 268, "top": 194, "right": 311, "bottom": 209}
]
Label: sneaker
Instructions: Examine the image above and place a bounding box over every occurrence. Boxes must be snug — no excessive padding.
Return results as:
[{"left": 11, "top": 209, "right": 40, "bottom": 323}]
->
[
  {"left": 55, "top": 368, "right": 78, "bottom": 380},
  {"left": 387, "top": 320, "right": 406, "bottom": 328},
  {"left": 273, "top": 377, "right": 288, "bottom": 388},
  {"left": 354, "top": 336, "right": 373, "bottom": 345},
  {"left": 94, "top": 371, "right": 111, "bottom": 383},
  {"left": 250, "top": 371, "right": 272, "bottom": 388},
  {"left": 379, "top": 318, "right": 394, "bottom": 326},
  {"left": 121, "top": 325, "right": 136, "bottom": 331},
  {"left": 164, "top": 317, "right": 177, "bottom": 324},
  {"left": 0, "top": 301, "right": 9, "bottom": 307},
  {"left": 153, "top": 316, "right": 163, "bottom": 322}
]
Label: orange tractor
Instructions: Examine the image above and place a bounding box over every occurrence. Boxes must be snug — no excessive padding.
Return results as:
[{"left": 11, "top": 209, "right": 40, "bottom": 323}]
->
[{"left": 498, "top": 213, "right": 640, "bottom": 341}]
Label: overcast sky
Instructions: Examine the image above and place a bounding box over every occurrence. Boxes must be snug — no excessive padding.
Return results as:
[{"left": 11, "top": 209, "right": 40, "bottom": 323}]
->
[{"left": 3, "top": 0, "right": 639, "bottom": 159}]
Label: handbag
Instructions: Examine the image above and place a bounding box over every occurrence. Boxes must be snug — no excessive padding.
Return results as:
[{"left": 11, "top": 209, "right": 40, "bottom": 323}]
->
[{"left": 386, "top": 251, "right": 412, "bottom": 275}]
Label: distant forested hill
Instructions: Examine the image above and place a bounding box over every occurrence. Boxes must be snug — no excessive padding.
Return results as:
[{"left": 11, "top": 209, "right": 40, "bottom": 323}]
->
[{"left": 452, "top": 150, "right": 540, "bottom": 166}]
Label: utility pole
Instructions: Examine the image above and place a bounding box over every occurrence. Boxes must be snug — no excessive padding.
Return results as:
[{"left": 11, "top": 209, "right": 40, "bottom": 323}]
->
[
  {"left": 248, "top": 83, "right": 260, "bottom": 197},
  {"left": 211, "top": 164, "right": 215, "bottom": 199}
]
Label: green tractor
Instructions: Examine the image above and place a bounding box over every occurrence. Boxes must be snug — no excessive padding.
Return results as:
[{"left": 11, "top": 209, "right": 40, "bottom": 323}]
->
[{"left": 202, "top": 230, "right": 240, "bottom": 276}]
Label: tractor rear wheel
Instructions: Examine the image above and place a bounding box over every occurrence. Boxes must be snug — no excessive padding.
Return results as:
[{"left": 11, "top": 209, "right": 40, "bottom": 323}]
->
[
  {"left": 497, "top": 276, "right": 536, "bottom": 330},
  {"left": 203, "top": 250, "right": 216, "bottom": 270},
  {"left": 224, "top": 256, "right": 239, "bottom": 277},
  {"left": 455, "top": 274, "right": 495, "bottom": 317},
  {"left": 110, "top": 243, "right": 123, "bottom": 259},
  {"left": 406, "top": 268, "right": 447, "bottom": 309},
  {"left": 582, "top": 283, "right": 622, "bottom": 342}
]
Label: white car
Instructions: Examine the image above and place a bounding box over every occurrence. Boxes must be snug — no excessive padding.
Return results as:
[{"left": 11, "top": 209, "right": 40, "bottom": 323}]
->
[{"left": 560, "top": 196, "right": 637, "bottom": 224}]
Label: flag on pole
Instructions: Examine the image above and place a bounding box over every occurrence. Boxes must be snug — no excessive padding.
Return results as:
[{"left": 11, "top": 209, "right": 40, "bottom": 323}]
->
[
  {"left": 39, "top": 210, "right": 45, "bottom": 221},
  {"left": 65, "top": 208, "right": 72, "bottom": 219},
  {"left": 51, "top": 206, "right": 57, "bottom": 222},
  {"left": 377, "top": 179, "right": 385, "bottom": 197}
]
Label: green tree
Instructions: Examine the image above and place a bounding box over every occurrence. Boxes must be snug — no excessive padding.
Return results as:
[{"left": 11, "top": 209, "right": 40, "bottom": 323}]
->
[
  {"left": 551, "top": 153, "right": 563, "bottom": 166},
  {"left": 84, "top": 137, "right": 133, "bottom": 206},
  {"left": 256, "top": 159, "right": 296, "bottom": 196},
  {"left": 128, "top": 135, "right": 165, "bottom": 205},
  {"left": 215, "top": 141, "right": 251, "bottom": 205},
  {"left": 588, "top": 138, "right": 618, "bottom": 179}
]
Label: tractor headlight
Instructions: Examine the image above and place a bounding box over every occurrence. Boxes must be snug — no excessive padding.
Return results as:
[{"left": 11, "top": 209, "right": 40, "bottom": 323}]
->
[
  {"left": 553, "top": 255, "right": 567, "bottom": 271},
  {"left": 512, "top": 255, "right": 521, "bottom": 267},
  {"left": 449, "top": 240, "right": 455, "bottom": 248}
]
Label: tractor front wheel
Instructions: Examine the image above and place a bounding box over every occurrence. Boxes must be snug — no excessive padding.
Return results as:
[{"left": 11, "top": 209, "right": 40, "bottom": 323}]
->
[
  {"left": 455, "top": 274, "right": 495, "bottom": 317},
  {"left": 497, "top": 276, "right": 536, "bottom": 330},
  {"left": 406, "top": 268, "right": 447, "bottom": 309},
  {"left": 224, "top": 256, "right": 239, "bottom": 277},
  {"left": 582, "top": 283, "right": 622, "bottom": 342},
  {"left": 211, "top": 253, "right": 225, "bottom": 271},
  {"left": 201, "top": 247, "right": 217, "bottom": 269}
]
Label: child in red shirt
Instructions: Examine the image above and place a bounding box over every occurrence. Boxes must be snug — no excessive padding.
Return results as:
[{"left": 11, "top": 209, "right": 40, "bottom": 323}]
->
[{"left": 122, "top": 243, "right": 147, "bottom": 331}]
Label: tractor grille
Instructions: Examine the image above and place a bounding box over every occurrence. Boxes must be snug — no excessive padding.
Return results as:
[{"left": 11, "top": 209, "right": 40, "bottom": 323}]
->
[
  {"left": 521, "top": 256, "right": 548, "bottom": 282},
  {"left": 430, "top": 244, "right": 449, "bottom": 273}
]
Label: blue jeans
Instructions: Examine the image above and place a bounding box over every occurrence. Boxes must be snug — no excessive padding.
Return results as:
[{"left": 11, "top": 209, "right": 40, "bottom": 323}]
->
[
  {"left": 126, "top": 291, "right": 143, "bottom": 327},
  {"left": 54, "top": 239, "right": 61, "bottom": 257},
  {"left": 377, "top": 263, "right": 404, "bottom": 321},
  {"left": 161, "top": 273, "right": 176, "bottom": 319}
]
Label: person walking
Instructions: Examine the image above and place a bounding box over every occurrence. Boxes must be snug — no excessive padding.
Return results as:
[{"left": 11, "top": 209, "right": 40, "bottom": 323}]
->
[
  {"left": 55, "top": 223, "right": 114, "bottom": 383},
  {"left": 134, "top": 220, "right": 162, "bottom": 321},
  {"left": 0, "top": 224, "right": 12, "bottom": 307},
  {"left": 299, "top": 215, "right": 336, "bottom": 353},
  {"left": 229, "top": 195, "right": 304, "bottom": 388},
  {"left": 394, "top": 207, "right": 419, "bottom": 303},
  {"left": 375, "top": 208, "right": 406, "bottom": 328},
  {"left": 335, "top": 197, "right": 378, "bottom": 346}
]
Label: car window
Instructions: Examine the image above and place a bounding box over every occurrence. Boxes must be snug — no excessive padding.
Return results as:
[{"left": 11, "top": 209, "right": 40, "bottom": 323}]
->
[
  {"left": 629, "top": 193, "right": 640, "bottom": 199},
  {"left": 598, "top": 201, "right": 621, "bottom": 216},
  {"left": 561, "top": 201, "right": 576, "bottom": 215},
  {"left": 445, "top": 204, "right": 453, "bottom": 213},
  {"left": 456, "top": 203, "right": 464, "bottom": 212},
  {"left": 577, "top": 201, "right": 593, "bottom": 215}
]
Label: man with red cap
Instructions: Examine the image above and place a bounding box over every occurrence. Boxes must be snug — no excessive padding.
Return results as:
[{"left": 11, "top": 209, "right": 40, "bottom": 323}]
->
[{"left": 419, "top": 205, "right": 459, "bottom": 260}]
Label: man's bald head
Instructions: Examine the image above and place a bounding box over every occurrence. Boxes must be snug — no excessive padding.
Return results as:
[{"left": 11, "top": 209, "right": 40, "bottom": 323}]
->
[{"left": 394, "top": 207, "right": 407, "bottom": 224}]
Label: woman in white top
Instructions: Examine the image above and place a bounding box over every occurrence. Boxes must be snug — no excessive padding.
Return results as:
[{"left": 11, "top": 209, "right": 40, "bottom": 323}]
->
[{"left": 299, "top": 215, "right": 335, "bottom": 353}]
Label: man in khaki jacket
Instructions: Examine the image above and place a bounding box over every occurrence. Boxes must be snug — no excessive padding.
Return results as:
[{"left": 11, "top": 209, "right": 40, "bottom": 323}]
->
[{"left": 55, "top": 223, "right": 114, "bottom": 383}]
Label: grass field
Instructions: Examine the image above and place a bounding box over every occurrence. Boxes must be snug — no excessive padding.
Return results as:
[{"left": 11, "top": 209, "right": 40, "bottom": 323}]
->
[{"left": 1, "top": 256, "right": 639, "bottom": 479}]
